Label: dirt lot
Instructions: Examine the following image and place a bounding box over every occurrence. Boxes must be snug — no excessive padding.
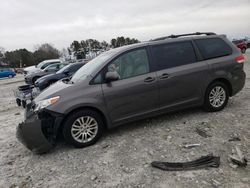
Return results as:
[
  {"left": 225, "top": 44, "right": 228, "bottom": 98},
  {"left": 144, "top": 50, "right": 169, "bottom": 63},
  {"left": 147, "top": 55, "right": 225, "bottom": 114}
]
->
[{"left": 0, "top": 52, "right": 250, "bottom": 188}]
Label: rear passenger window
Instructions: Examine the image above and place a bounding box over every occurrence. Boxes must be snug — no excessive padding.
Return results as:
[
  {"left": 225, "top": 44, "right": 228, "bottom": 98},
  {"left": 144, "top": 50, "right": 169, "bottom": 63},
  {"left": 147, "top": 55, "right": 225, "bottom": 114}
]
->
[
  {"left": 152, "top": 42, "right": 196, "bottom": 70},
  {"left": 195, "top": 38, "right": 232, "bottom": 60}
]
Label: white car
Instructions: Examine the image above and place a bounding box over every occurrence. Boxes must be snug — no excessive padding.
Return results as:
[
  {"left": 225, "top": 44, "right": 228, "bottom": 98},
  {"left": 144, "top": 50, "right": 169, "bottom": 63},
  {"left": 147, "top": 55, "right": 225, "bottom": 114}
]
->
[{"left": 23, "top": 59, "right": 62, "bottom": 75}]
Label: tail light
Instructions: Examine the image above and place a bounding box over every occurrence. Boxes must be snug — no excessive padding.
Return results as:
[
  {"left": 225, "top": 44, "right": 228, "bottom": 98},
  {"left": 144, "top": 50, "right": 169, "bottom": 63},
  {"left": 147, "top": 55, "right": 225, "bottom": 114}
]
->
[{"left": 235, "top": 54, "right": 244, "bottom": 63}]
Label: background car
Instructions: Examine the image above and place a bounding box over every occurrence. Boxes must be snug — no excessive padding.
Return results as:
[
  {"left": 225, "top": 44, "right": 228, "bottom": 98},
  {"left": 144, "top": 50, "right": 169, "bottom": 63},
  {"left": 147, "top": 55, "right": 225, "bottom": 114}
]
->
[
  {"left": 0, "top": 67, "right": 16, "bottom": 78},
  {"left": 14, "top": 68, "right": 24, "bottom": 74},
  {"left": 23, "top": 59, "right": 62, "bottom": 75},
  {"left": 25, "top": 63, "right": 68, "bottom": 84},
  {"left": 35, "top": 62, "right": 85, "bottom": 90},
  {"left": 232, "top": 40, "right": 247, "bottom": 54}
]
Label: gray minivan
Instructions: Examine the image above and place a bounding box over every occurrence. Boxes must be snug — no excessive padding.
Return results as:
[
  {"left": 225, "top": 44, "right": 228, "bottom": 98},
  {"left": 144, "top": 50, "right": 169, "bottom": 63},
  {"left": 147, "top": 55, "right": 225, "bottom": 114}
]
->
[{"left": 17, "top": 32, "right": 246, "bottom": 153}]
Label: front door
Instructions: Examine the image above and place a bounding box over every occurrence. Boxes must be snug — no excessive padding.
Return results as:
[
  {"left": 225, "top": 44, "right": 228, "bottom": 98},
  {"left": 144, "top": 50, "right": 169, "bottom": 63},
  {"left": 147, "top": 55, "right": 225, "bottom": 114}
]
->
[{"left": 102, "top": 48, "right": 159, "bottom": 124}]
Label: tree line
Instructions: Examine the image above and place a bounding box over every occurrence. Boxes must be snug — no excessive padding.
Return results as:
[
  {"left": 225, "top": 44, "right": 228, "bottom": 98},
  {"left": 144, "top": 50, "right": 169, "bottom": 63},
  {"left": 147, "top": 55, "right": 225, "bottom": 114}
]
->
[
  {"left": 68, "top": 37, "right": 140, "bottom": 59},
  {"left": 0, "top": 44, "right": 60, "bottom": 68},
  {"left": 0, "top": 36, "right": 140, "bottom": 68}
]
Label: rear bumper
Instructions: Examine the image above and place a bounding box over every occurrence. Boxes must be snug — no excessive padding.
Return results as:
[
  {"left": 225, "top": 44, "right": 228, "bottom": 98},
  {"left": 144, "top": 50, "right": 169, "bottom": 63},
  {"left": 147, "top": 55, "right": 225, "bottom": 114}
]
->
[
  {"left": 16, "top": 105, "right": 64, "bottom": 154},
  {"left": 230, "top": 66, "right": 246, "bottom": 96}
]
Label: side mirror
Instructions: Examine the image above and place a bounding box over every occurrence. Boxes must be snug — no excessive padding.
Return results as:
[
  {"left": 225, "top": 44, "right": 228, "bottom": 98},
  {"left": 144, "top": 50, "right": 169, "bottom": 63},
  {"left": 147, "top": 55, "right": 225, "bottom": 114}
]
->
[
  {"left": 45, "top": 69, "right": 48, "bottom": 72},
  {"left": 105, "top": 71, "right": 119, "bottom": 83}
]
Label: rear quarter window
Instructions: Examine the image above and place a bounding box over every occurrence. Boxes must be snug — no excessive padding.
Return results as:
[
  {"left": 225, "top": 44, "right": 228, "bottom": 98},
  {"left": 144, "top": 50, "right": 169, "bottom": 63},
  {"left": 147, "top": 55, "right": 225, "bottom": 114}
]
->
[
  {"left": 195, "top": 38, "right": 232, "bottom": 60},
  {"left": 151, "top": 41, "right": 197, "bottom": 70}
]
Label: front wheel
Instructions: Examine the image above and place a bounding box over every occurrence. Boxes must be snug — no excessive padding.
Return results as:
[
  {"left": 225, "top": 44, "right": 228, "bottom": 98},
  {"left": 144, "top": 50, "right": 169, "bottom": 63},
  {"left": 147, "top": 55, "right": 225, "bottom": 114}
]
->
[
  {"left": 203, "top": 82, "right": 229, "bottom": 112},
  {"left": 63, "top": 110, "right": 104, "bottom": 148}
]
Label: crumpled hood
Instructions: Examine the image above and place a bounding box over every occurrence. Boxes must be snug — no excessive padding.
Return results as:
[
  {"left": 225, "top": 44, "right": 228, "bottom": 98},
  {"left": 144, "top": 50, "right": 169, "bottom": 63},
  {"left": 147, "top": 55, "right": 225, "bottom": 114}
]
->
[{"left": 34, "top": 81, "right": 72, "bottom": 102}]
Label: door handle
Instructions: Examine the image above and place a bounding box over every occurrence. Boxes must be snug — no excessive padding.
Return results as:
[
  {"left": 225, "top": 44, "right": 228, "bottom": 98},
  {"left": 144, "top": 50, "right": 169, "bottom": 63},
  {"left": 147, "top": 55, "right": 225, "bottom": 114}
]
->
[
  {"left": 144, "top": 77, "right": 155, "bottom": 83},
  {"left": 159, "top": 73, "right": 169, "bottom": 79}
]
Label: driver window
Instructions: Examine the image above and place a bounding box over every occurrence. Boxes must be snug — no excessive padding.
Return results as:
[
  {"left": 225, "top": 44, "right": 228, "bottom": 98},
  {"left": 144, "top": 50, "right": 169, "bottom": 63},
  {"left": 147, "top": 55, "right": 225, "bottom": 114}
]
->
[{"left": 107, "top": 48, "right": 149, "bottom": 80}]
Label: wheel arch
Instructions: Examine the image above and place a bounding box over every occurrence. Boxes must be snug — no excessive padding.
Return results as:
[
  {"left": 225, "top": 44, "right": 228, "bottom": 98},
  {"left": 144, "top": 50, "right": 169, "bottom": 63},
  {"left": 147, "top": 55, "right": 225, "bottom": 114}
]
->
[
  {"left": 56, "top": 106, "right": 108, "bottom": 138},
  {"left": 207, "top": 78, "right": 232, "bottom": 96},
  {"left": 32, "top": 76, "right": 41, "bottom": 84}
]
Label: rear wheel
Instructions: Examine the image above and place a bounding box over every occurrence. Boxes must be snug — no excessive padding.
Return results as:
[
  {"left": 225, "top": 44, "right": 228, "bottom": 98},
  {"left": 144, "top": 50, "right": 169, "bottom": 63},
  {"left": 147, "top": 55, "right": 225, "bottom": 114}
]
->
[
  {"left": 63, "top": 110, "right": 104, "bottom": 148},
  {"left": 203, "top": 81, "right": 229, "bottom": 112}
]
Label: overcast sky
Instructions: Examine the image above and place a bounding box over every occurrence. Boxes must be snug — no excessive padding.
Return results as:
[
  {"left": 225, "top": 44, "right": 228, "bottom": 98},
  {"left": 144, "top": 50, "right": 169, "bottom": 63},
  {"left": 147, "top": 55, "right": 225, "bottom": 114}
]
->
[{"left": 1, "top": 0, "right": 250, "bottom": 51}]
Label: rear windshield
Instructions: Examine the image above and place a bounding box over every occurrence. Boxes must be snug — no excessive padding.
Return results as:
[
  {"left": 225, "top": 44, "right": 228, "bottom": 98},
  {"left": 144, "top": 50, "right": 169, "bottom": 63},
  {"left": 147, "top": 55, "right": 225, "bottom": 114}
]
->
[
  {"left": 195, "top": 38, "right": 232, "bottom": 60},
  {"left": 37, "top": 61, "right": 60, "bottom": 69}
]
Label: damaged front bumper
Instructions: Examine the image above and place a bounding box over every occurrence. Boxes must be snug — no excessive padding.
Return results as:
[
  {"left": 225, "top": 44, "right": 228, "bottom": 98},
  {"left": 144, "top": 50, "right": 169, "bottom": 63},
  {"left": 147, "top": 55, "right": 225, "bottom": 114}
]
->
[{"left": 16, "top": 104, "right": 64, "bottom": 154}]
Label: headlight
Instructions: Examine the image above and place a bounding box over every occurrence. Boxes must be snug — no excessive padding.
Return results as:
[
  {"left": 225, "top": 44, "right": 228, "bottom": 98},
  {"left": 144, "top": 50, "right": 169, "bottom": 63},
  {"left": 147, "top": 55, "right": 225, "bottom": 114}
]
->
[{"left": 34, "top": 96, "right": 60, "bottom": 112}]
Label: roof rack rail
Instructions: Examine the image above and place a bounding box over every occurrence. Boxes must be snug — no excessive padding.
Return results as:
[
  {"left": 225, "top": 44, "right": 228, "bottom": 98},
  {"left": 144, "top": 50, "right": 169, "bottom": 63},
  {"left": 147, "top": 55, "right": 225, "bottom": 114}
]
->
[{"left": 152, "top": 32, "right": 216, "bottom": 41}]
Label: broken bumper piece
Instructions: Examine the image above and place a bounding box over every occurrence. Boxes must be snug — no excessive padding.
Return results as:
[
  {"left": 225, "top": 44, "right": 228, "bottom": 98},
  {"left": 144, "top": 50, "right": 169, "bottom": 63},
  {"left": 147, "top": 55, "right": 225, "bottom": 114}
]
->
[
  {"left": 16, "top": 105, "right": 62, "bottom": 154},
  {"left": 17, "top": 119, "right": 54, "bottom": 154},
  {"left": 151, "top": 154, "right": 220, "bottom": 171}
]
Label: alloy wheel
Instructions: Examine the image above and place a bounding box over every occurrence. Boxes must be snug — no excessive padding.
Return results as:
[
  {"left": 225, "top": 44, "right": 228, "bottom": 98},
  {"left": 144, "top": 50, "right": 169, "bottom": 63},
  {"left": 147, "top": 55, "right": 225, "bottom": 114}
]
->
[
  {"left": 209, "top": 86, "right": 226, "bottom": 108},
  {"left": 71, "top": 116, "right": 98, "bottom": 143}
]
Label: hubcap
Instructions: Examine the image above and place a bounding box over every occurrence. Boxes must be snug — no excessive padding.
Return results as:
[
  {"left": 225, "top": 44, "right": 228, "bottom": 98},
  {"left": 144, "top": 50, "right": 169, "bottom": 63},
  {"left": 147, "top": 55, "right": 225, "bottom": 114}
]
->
[
  {"left": 209, "top": 86, "right": 226, "bottom": 108},
  {"left": 71, "top": 116, "right": 98, "bottom": 143}
]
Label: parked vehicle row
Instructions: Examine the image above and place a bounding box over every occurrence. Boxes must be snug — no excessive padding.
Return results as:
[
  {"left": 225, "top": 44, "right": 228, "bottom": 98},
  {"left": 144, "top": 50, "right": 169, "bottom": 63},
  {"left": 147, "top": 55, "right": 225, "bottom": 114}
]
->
[
  {"left": 17, "top": 32, "right": 246, "bottom": 154},
  {"left": 24, "top": 62, "right": 68, "bottom": 85},
  {"left": 35, "top": 62, "right": 85, "bottom": 90},
  {"left": 14, "top": 60, "right": 86, "bottom": 108},
  {"left": 23, "top": 59, "right": 62, "bottom": 75}
]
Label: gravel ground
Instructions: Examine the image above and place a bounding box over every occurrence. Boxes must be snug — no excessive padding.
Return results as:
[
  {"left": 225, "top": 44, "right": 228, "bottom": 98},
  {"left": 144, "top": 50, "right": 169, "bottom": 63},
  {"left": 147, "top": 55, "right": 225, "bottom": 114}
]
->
[{"left": 0, "top": 51, "right": 250, "bottom": 188}]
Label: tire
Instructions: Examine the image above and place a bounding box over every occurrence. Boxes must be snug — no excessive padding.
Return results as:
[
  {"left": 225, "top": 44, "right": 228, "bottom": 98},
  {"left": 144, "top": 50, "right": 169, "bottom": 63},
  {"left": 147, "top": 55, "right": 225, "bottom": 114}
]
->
[
  {"left": 16, "top": 99, "right": 21, "bottom": 106},
  {"left": 241, "top": 48, "right": 246, "bottom": 54},
  {"left": 22, "top": 100, "right": 26, "bottom": 108},
  {"left": 63, "top": 109, "right": 104, "bottom": 148},
  {"left": 203, "top": 81, "right": 229, "bottom": 112}
]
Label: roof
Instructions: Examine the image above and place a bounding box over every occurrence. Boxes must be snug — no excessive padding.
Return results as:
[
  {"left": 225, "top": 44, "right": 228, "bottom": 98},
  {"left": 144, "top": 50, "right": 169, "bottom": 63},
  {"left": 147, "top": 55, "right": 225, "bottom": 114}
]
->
[
  {"left": 43, "top": 59, "right": 61, "bottom": 63},
  {"left": 111, "top": 32, "right": 221, "bottom": 54}
]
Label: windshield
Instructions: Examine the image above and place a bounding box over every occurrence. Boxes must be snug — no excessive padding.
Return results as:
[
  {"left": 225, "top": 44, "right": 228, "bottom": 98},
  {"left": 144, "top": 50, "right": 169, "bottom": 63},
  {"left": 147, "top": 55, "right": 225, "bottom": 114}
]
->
[
  {"left": 71, "top": 50, "right": 116, "bottom": 83},
  {"left": 57, "top": 64, "right": 71, "bottom": 74},
  {"left": 37, "top": 61, "right": 47, "bottom": 69}
]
